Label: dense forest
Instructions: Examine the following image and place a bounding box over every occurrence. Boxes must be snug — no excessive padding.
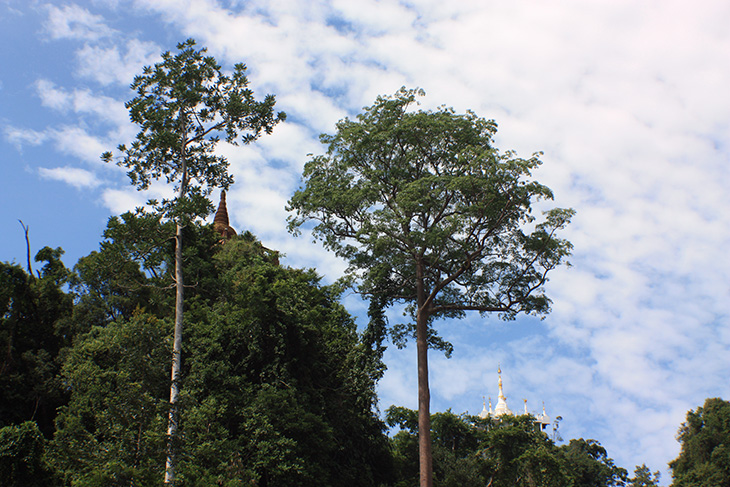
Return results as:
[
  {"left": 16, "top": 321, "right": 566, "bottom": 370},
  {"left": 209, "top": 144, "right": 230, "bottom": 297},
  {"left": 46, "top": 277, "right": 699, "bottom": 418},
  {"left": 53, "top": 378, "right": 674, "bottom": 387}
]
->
[
  {"left": 0, "top": 215, "right": 724, "bottom": 486},
  {"left": 1, "top": 216, "right": 391, "bottom": 486}
]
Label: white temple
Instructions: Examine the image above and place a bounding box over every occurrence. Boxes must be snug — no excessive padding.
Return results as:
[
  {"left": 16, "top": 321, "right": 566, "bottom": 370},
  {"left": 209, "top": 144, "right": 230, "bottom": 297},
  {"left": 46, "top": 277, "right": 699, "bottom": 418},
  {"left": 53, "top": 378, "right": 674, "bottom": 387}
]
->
[{"left": 478, "top": 366, "right": 552, "bottom": 431}]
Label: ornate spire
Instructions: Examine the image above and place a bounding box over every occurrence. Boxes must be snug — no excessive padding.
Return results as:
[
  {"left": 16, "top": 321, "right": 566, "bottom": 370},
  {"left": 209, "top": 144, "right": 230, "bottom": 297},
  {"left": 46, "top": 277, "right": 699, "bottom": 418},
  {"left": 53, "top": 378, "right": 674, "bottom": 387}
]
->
[
  {"left": 479, "top": 396, "right": 489, "bottom": 419},
  {"left": 537, "top": 402, "right": 551, "bottom": 430},
  {"left": 498, "top": 365, "right": 504, "bottom": 396},
  {"left": 214, "top": 191, "right": 229, "bottom": 226},
  {"left": 214, "top": 191, "right": 237, "bottom": 240},
  {"left": 494, "top": 365, "right": 512, "bottom": 417}
]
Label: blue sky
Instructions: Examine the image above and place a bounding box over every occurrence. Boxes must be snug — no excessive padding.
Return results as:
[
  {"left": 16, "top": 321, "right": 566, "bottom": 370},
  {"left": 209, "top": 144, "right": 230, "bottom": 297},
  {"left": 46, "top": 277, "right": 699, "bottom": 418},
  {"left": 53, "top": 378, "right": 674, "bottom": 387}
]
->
[{"left": 2, "top": 0, "right": 730, "bottom": 482}]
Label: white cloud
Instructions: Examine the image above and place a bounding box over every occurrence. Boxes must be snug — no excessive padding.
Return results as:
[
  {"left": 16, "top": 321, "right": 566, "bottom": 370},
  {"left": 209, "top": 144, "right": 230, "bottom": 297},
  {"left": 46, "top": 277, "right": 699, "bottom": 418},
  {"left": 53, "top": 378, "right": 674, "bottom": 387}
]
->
[
  {"left": 101, "top": 180, "right": 175, "bottom": 215},
  {"left": 76, "top": 39, "right": 161, "bottom": 86},
  {"left": 49, "top": 126, "right": 112, "bottom": 165},
  {"left": 101, "top": 188, "right": 147, "bottom": 215},
  {"left": 330, "top": 0, "right": 419, "bottom": 36},
  {"left": 8, "top": 79, "right": 135, "bottom": 174},
  {"left": 3, "top": 126, "right": 49, "bottom": 150},
  {"left": 34, "top": 79, "right": 128, "bottom": 125},
  {"left": 7, "top": 122, "right": 131, "bottom": 170},
  {"left": 38, "top": 166, "right": 101, "bottom": 188},
  {"left": 43, "top": 3, "right": 114, "bottom": 41}
]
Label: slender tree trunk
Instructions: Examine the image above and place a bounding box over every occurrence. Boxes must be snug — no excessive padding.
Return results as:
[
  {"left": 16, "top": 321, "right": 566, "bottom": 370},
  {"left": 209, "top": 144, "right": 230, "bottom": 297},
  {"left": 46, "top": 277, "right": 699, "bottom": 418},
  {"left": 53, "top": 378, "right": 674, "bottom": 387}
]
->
[
  {"left": 164, "top": 222, "right": 184, "bottom": 484},
  {"left": 165, "top": 138, "right": 188, "bottom": 485},
  {"left": 416, "top": 259, "right": 433, "bottom": 487}
]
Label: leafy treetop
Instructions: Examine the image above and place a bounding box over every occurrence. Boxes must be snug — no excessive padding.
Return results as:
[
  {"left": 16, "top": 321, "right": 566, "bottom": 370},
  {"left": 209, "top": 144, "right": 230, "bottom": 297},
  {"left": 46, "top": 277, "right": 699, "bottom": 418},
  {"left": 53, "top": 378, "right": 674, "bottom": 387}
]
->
[
  {"left": 103, "top": 38, "right": 285, "bottom": 222},
  {"left": 670, "top": 397, "right": 730, "bottom": 487},
  {"left": 288, "top": 87, "right": 574, "bottom": 348}
]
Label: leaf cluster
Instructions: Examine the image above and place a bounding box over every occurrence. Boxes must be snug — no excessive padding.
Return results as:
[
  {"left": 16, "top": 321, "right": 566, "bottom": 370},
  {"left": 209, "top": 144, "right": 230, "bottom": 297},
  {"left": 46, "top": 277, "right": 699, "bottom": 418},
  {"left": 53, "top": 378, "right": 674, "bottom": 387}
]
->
[
  {"left": 50, "top": 313, "right": 171, "bottom": 486},
  {"left": 0, "top": 421, "right": 58, "bottom": 486},
  {"left": 0, "top": 250, "right": 74, "bottom": 438}
]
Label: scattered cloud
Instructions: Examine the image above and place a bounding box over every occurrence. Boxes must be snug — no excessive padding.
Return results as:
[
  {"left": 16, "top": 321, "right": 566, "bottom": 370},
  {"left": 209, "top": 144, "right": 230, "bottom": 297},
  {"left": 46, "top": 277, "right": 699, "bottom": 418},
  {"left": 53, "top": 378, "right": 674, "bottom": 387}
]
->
[
  {"left": 100, "top": 180, "right": 175, "bottom": 215},
  {"left": 3, "top": 126, "right": 49, "bottom": 150},
  {"left": 50, "top": 126, "right": 113, "bottom": 165},
  {"left": 101, "top": 187, "right": 147, "bottom": 215},
  {"left": 43, "top": 3, "right": 115, "bottom": 41},
  {"left": 38, "top": 166, "right": 101, "bottom": 188},
  {"left": 34, "top": 79, "right": 128, "bottom": 125},
  {"left": 76, "top": 39, "right": 161, "bottom": 86}
]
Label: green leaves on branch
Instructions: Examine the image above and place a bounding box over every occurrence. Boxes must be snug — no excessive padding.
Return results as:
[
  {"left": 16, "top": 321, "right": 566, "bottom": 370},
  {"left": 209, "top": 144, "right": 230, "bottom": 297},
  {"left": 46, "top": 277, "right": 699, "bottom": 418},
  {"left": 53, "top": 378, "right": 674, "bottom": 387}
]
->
[
  {"left": 0, "top": 252, "right": 73, "bottom": 438},
  {"left": 288, "top": 86, "right": 574, "bottom": 486},
  {"left": 102, "top": 38, "right": 285, "bottom": 222},
  {"left": 45, "top": 223, "right": 393, "bottom": 485},
  {"left": 288, "top": 87, "right": 574, "bottom": 342},
  {"left": 99, "top": 38, "right": 285, "bottom": 484},
  {"left": 0, "top": 421, "right": 57, "bottom": 486}
]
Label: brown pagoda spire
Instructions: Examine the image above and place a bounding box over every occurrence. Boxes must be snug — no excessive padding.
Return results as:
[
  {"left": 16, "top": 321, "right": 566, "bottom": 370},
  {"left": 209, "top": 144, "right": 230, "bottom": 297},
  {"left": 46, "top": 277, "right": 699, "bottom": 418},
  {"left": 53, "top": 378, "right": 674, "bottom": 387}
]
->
[{"left": 213, "top": 191, "right": 237, "bottom": 240}]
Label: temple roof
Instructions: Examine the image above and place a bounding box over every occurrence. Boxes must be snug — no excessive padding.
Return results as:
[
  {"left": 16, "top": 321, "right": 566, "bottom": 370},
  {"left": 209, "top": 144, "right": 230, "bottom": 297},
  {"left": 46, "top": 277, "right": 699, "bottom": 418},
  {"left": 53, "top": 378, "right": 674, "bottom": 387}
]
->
[
  {"left": 477, "top": 367, "right": 553, "bottom": 432},
  {"left": 214, "top": 191, "right": 237, "bottom": 240}
]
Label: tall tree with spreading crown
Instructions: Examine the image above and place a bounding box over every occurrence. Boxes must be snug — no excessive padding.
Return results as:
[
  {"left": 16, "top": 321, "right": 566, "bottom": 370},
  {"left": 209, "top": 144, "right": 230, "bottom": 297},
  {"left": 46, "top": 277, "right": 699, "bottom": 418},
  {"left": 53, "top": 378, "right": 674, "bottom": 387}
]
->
[
  {"left": 287, "top": 87, "right": 573, "bottom": 487},
  {"left": 103, "top": 38, "right": 284, "bottom": 485}
]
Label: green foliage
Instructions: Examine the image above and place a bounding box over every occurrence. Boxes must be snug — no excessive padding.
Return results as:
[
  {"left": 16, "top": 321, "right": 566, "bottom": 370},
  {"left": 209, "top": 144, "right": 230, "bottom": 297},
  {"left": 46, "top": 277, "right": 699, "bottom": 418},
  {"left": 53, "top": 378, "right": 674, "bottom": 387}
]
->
[
  {"left": 69, "top": 211, "right": 225, "bottom": 331},
  {"left": 558, "top": 439, "right": 627, "bottom": 487},
  {"left": 288, "top": 87, "right": 574, "bottom": 336},
  {"left": 71, "top": 214, "right": 164, "bottom": 328},
  {"left": 480, "top": 415, "right": 566, "bottom": 487},
  {"left": 386, "top": 407, "right": 633, "bottom": 487},
  {"left": 103, "top": 39, "right": 285, "bottom": 483},
  {"left": 670, "top": 397, "right": 730, "bottom": 487},
  {"left": 628, "top": 464, "right": 660, "bottom": 486},
  {"left": 104, "top": 38, "right": 284, "bottom": 222},
  {"left": 98, "top": 209, "right": 175, "bottom": 281},
  {"left": 0, "top": 421, "right": 58, "bottom": 486},
  {"left": 177, "top": 236, "right": 393, "bottom": 486},
  {"left": 50, "top": 313, "right": 171, "bottom": 486},
  {"left": 288, "top": 86, "right": 574, "bottom": 485},
  {"left": 52, "top": 224, "right": 393, "bottom": 486},
  {"left": 0, "top": 250, "right": 73, "bottom": 437}
]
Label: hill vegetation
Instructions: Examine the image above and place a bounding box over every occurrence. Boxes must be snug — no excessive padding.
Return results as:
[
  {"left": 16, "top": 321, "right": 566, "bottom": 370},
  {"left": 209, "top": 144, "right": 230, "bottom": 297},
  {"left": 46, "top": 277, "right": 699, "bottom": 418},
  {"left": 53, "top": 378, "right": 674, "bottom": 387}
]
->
[{"left": 3, "top": 215, "right": 719, "bottom": 486}]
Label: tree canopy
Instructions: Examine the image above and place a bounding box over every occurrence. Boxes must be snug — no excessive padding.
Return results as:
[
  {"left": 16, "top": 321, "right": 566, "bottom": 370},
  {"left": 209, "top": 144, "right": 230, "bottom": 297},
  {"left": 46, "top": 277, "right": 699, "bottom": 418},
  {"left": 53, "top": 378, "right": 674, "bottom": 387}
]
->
[
  {"left": 0, "top": 215, "right": 666, "bottom": 486},
  {"left": 386, "top": 407, "right": 632, "bottom": 487},
  {"left": 670, "top": 397, "right": 730, "bottom": 487},
  {"left": 288, "top": 87, "right": 574, "bottom": 326},
  {"left": 0, "top": 249, "right": 73, "bottom": 438},
  {"left": 47, "top": 217, "right": 392, "bottom": 486},
  {"left": 288, "top": 87, "right": 574, "bottom": 486},
  {"left": 103, "top": 38, "right": 285, "bottom": 224}
]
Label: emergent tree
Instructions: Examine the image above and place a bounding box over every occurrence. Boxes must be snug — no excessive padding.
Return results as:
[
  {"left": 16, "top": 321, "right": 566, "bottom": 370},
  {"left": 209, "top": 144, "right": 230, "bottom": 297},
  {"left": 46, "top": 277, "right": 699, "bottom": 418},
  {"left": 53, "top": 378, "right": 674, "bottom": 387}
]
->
[
  {"left": 103, "top": 38, "right": 284, "bottom": 485},
  {"left": 287, "top": 87, "right": 574, "bottom": 487}
]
